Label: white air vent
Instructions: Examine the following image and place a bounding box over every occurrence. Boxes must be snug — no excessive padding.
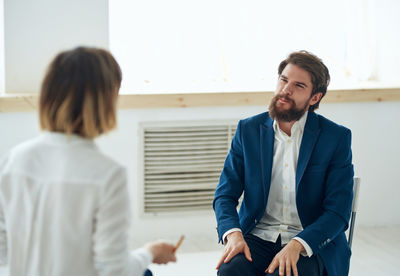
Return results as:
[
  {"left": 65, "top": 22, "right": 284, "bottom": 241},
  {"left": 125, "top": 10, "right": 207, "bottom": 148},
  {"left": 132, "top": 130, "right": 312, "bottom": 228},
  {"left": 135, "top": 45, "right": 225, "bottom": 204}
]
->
[{"left": 140, "top": 121, "right": 237, "bottom": 214}]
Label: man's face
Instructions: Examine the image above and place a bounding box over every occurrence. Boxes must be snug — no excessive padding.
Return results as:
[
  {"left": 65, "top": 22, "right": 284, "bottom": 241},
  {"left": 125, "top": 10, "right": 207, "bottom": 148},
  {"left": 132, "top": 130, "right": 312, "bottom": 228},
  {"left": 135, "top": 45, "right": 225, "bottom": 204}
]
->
[{"left": 269, "top": 63, "right": 321, "bottom": 122}]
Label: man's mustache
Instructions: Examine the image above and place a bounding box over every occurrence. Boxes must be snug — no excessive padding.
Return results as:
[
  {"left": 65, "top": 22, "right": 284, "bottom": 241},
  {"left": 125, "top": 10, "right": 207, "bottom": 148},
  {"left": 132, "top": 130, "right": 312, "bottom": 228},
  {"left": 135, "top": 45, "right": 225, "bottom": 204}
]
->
[{"left": 275, "top": 94, "right": 294, "bottom": 104}]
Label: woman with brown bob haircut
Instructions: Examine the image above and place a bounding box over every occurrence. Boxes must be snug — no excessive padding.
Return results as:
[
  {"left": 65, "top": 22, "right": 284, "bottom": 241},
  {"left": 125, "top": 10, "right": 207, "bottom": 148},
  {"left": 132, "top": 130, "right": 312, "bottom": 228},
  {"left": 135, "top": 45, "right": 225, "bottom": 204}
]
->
[
  {"left": 39, "top": 46, "right": 122, "bottom": 138},
  {"left": 0, "top": 47, "right": 176, "bottom": 276}
]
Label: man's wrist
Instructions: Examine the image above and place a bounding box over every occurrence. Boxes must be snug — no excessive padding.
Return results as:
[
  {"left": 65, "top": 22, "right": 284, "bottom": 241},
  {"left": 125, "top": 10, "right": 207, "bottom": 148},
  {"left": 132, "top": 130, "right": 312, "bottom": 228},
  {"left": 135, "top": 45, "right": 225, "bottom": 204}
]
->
[
  {"left": 222, "top": 228, "right": 242, "bottom": 243},
  {"left": 226, "top": 231, "right": 242, "bottom": 241},
  {"left": 292, "top": 237, "right": 313, "bottom": 257},
  {"left": 290, "top": 239, "right": 305, "bottom": 253}
]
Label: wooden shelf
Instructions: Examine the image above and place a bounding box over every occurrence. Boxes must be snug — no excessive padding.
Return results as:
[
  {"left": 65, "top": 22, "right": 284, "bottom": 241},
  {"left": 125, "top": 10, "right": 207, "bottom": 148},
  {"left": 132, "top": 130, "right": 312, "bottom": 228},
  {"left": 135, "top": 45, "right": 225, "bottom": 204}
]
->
[{"left": 1, "top": 88, "right": 400, "bottom": 112}]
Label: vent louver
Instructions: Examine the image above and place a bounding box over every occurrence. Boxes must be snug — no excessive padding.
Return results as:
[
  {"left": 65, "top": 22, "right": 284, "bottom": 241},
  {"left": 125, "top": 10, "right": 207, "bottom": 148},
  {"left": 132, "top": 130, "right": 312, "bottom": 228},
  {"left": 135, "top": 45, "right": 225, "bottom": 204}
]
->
[{"left": 141, "top": 122, "right": 237, "bottom": 214}]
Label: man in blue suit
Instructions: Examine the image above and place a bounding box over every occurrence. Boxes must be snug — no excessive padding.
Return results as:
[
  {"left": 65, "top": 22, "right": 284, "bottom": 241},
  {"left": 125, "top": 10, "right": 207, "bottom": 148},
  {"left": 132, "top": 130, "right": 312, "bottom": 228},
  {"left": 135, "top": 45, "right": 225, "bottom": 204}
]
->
[{"left": 213, "top": 51, "right": 354, "bottom": 276}]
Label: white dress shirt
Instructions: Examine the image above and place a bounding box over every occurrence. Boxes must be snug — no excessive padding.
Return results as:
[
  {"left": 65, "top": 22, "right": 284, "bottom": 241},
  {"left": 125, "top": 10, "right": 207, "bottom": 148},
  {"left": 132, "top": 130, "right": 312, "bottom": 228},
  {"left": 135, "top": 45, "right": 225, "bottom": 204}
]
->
[
  {"left": 0, "top": 132, "right": 152, "bottom": 276},
  {"left": 224, "top": 112, "right": 313, "bottom": 256}
]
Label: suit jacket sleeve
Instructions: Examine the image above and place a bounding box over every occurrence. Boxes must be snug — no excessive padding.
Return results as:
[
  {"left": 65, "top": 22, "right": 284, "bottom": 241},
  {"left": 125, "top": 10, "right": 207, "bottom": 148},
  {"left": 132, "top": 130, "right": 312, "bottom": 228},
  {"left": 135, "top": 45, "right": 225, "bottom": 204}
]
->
[
  {"left": 213, "top": 120, "right": 245, "bottom": 243},
  {"left": 296, "top": 127, "right": 354, "bottom": 255}
]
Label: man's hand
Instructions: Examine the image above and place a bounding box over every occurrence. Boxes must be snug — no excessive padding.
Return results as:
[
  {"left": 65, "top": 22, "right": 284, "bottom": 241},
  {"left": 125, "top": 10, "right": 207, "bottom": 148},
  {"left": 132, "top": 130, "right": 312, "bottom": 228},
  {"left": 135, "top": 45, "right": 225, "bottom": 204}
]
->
[
  {"left": 265, "top": 239, "right": 304, "bottom": 276},
  {"left": 145, "top": 240, "right": 177, "bottom": 264},
  {"left": 216, "top": 231, "right": 252, "bottom": 270}
]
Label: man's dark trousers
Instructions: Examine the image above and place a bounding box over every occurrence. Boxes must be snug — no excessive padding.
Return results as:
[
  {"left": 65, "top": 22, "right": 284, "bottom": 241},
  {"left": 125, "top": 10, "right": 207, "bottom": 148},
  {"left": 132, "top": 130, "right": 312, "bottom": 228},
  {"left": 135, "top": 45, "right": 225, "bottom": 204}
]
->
[{"left": 218, "top": 234, "right": 325, "bottom": 276}]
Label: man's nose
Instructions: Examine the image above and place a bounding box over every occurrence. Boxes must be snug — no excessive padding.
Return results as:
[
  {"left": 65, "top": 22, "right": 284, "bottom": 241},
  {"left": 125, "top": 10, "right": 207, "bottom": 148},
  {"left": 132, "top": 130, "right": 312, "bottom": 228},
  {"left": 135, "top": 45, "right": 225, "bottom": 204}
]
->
[{"left": 282, "top": 83, "right": 293, "bottom": 95}]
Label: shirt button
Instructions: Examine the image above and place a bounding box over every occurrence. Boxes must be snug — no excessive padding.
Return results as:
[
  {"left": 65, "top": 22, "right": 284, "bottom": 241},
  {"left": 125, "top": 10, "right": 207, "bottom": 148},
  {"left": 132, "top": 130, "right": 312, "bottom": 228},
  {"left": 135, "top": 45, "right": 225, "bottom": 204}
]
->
[
  {"left": 284, "top": 186, "right": 288, "bottom": 190},
  {"left": 284, "top": 163, "right": 288, "bottom": 167}
]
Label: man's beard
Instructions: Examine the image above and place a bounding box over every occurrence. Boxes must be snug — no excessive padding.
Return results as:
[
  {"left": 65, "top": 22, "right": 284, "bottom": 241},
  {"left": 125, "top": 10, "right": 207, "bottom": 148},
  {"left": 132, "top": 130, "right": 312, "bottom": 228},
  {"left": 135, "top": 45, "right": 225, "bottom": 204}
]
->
[{"left": 268, "top": 94, "right": 309, "bottom": 122}]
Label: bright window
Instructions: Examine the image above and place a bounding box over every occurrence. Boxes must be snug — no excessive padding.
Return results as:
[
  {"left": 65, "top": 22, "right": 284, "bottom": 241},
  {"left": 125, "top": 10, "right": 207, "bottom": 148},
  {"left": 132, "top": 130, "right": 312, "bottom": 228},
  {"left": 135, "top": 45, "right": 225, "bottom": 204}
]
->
[
  {"left": 0, "top": 0, "right": 5, "bottom": 95},
  {"left": 0, "top": 1, "right": 399, "bottom": 96}
]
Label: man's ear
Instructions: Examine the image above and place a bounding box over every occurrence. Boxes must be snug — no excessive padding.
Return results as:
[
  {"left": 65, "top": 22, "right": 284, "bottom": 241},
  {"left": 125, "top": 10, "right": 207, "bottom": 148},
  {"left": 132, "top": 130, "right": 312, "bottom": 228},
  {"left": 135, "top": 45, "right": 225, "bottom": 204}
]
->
[{"left": 310, "top": 92, "right": 322, "bottom": 106}]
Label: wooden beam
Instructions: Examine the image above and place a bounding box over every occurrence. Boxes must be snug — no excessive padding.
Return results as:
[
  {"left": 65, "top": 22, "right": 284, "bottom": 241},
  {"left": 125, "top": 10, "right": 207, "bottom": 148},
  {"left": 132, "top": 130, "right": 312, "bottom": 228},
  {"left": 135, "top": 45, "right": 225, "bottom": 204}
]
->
[
  {"left": 1, "top": 88, "right": 400, "bottom": 112},
  {"left": 0, "top": 94, "right": 39, "bottom": 112}
]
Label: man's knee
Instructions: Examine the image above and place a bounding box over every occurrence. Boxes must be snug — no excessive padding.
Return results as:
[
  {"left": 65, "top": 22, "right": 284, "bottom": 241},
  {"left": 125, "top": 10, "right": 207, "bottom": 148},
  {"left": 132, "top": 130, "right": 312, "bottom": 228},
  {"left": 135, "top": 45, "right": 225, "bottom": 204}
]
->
[
  {"left": 265, "top": 270, "right": 280, "bottom": 276},
  {"left": 218, "top": 253, "right": 254, "bottom": 276}
]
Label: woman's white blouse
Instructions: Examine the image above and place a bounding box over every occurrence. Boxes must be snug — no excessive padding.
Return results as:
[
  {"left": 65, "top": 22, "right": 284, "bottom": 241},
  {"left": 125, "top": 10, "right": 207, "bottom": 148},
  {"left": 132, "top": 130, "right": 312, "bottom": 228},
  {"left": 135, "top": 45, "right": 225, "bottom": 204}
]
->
[{"left": 0, "top": 132, "right": 152, "bottom": 276}]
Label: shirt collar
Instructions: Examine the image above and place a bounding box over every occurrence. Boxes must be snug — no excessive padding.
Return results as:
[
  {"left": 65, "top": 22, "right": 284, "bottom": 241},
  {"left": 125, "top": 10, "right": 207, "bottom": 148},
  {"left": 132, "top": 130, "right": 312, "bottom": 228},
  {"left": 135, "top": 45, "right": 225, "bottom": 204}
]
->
[
  {"left": 39, "top": 131, "right": 96, "bottom": 147},
  {"left": 273, "top": 111, "right": 308, "bottom": 137}
]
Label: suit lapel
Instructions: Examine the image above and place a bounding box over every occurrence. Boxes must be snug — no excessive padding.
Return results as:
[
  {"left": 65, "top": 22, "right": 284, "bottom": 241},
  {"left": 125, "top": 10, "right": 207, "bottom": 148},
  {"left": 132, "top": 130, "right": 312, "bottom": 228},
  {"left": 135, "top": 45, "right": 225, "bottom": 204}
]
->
[
  {"left": 260, "top": 115, "right": 274, "bottom": 201},
  {"left": 296, "top": 112, "right": 320, "bottom": 191}
]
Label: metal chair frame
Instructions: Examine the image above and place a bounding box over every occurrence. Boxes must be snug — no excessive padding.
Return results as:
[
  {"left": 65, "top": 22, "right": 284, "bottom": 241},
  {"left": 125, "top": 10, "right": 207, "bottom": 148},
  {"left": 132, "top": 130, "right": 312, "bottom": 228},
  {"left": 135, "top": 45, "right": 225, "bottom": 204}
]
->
[{"left": 348, "top": 177, "right": 361, "bottom": 249}]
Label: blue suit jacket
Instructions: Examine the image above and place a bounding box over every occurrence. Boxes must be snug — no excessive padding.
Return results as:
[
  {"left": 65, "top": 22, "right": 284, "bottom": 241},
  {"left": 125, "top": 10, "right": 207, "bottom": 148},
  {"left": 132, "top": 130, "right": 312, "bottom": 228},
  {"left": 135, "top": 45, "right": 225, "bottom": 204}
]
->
[{"left": 213, "top": 111, "right": 354, "bottom": 276}]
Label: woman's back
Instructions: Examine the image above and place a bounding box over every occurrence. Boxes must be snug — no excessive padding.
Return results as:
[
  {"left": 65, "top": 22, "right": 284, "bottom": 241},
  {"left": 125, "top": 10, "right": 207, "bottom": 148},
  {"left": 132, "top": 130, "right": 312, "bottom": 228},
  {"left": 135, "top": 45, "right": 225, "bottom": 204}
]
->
[
  {"left": 0, "top": 47, "right": 177, "bottom": 276},
  {"left": 0, "top": 132, "right": 129, "bottom": 276}
]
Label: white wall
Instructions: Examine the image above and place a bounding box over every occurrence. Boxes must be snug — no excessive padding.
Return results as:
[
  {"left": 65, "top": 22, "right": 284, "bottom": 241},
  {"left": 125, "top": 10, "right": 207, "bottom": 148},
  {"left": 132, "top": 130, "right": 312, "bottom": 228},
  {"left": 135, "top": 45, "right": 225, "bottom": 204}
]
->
[
  {"left": 1, "top": 101, "right": 399, "bottom": 247},
  {"left": 0, "top": 0, "right": 4, "bottom": 94},
  {"left": 375, "top": 0, "right": 400, "bottom": 83},
  {"left": 3, "top": 0, "right": 108, "bottom": 93}
]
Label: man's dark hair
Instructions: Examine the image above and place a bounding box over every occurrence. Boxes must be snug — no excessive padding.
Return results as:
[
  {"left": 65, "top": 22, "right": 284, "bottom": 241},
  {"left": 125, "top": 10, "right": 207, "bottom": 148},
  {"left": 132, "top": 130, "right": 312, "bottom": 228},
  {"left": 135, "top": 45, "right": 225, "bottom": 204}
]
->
[{"left": 278, "top": 50, "right": 330, "bottom": 111}]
